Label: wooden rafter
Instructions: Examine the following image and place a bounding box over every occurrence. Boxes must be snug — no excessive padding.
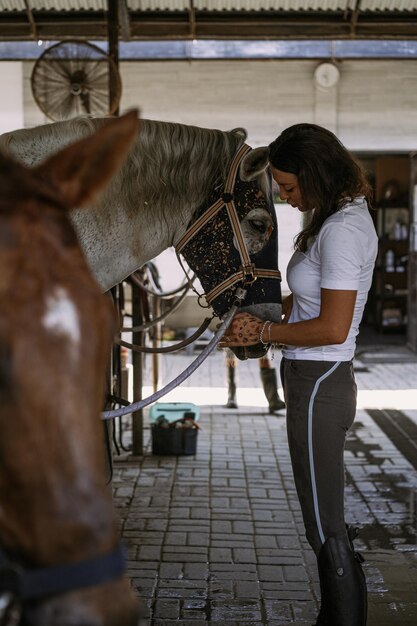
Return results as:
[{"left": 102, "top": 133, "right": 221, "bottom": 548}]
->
[
  {"left": 189, "top": 0, "right": 196, "bottom": 40},
  {"left": 107, "top": 0, "right": 119, "bottom": 116},
  {"left": 350, "top": 0, "right": 362, "bottom": 38},
  {"left": 119, "top": 0, "right": 131, "bottom": 41},
  {"left": 0, "top": 9, "right": 416, "bottom": 41},
  {"left": 23, "top": 0, "right": 37, "bottom": 40}
]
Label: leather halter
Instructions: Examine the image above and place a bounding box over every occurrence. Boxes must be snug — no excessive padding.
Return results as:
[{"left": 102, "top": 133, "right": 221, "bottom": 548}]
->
[
  {"left": 0, "top": 543, "right": 126, "bottom": 625},
  {"left": 175, "top": 143, "right": 281, "bottom": 305}
]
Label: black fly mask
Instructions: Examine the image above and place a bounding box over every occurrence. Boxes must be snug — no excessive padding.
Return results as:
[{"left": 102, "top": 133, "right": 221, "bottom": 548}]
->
[{"left": 176, "top": 143, "right": 282, "bottom": 360}]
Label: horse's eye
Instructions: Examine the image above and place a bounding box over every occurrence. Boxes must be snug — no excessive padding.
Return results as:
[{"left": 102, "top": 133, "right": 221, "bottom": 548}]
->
[{"left": 249, "top": 220, "right": 267, "bottom": 234}]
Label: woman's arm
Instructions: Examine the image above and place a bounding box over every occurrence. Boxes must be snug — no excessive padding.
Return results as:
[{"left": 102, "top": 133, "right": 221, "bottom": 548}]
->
[
  {"left": 281, "top": 293, "right": 293, "bottom": 323},
  {"left": 220, "top": 289, "right": 357, "bottom": 348},
  {"left": 270, "top": 289, "right": 357, "bottom": 346}
]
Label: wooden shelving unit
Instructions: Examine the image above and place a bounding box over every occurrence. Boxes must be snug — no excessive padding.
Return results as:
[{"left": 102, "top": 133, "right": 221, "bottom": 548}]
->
[{"left": 373, "top": 156, "right": 410, "bottom": 333}]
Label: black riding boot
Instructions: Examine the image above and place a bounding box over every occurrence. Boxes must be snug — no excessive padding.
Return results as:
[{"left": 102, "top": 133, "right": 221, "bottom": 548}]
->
[
  {"left": 314, "top": 526, "right": 366, "bottom": 625},
  {"left": 260, "top": 367, "right": 286, "bottom": 413},
  {"left": 315, "top": 534, "right": 367, "bottom": 626},
  {"left": 225, "top": 361, "right": 238, "bottom": 409}
]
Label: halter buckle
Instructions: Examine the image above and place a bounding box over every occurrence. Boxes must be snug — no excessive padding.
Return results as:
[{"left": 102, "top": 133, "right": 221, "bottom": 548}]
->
[
  {"left": 222, "top": 192, "right": 234, "bottom": 204},
  {"left": 241, "top": 264, "right": 257, "bottom": 285}
]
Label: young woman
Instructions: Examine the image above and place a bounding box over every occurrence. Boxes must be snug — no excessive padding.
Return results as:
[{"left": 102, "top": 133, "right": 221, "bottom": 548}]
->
[{"left": 220, "top": 123, "right": 377, "bottom": 626}]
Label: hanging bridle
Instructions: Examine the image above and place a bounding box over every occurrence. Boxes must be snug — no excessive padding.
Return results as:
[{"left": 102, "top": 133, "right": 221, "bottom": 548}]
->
[{"left": 175, "top": 142, "right": 281, "bottom": 305}]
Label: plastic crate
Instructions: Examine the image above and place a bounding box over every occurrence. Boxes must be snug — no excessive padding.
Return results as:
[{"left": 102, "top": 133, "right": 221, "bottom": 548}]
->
[
  {"left": 148, "top": 402, "right": 200, "bottom": 424},
  {"left": 151, "top": 425, "right": 198, "bottom": 456}
]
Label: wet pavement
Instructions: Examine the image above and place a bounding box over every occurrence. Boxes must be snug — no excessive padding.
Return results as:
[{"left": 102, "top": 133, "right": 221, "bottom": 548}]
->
[{"left": 112, "top": 345, "right": 417, "bottom": 625}]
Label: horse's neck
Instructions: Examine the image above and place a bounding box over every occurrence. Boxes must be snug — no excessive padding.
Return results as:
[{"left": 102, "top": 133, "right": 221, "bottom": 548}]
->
[
  {"left": 1, "top": 120, "right": 195, "bottom": 292},
  {"left": 70, "top": 196, "right": 192, "bottom": 292},
  {"left": 1, "top": 117, "right": 235, "bottom": 292}
]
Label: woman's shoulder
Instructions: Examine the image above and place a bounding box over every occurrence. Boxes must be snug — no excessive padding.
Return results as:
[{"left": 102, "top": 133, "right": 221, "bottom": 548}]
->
[
  {"left": 314, "top": 200, "right": 377, "bottom": 260},
  {"left": 330, "top": 195, "right": 368, "bottom": 218},
  {"left": 323, "top": 199, "right": 371, "bottom": 228},
  {"left": 322, "top": 197, "right": 373, "bottom": 231}
]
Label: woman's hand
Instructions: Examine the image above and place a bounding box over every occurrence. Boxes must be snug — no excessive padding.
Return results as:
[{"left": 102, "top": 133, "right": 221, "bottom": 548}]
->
[{"left": 218, "top": 312, "right": 264, "bottom": 347}]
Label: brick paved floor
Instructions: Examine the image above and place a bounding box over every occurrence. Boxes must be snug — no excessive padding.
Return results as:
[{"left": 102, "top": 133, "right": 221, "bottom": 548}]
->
[{"left": 112, "top": 347, "right": 417, "bottom": 625}]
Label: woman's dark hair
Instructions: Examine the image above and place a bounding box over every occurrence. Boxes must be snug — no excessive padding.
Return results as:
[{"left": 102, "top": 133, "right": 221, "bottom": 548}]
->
[{"left": 268, "top": 123, "right": 372, "bottom": 252}]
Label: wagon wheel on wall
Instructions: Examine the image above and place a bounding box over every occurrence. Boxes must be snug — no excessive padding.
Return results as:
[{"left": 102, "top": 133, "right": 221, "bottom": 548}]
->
[{"left": 31, "top": 40, "right": 122, "bottom": 121}]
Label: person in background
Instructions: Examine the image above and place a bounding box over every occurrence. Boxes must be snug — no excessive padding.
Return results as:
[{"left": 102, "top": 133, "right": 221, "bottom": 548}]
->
[
  {"left": 220, "top": 123, "right": 377, "bottom": 626},
  {"left": 225, "top": 351, "right": 285, "bottom": 412}
]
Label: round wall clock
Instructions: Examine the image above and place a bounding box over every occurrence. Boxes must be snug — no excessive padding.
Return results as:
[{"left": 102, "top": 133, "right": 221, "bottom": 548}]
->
[{"left": 314, "top": 62, "right": 340, "bottom": 88}]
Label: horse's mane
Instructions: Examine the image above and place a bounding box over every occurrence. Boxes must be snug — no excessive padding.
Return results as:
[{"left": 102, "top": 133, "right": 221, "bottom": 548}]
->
[
  {"left": 125, "top": 118, "right": 246, "bottom": 218},
  {"left": 0, "top": 117, "right": 255, "bottom": 225}
]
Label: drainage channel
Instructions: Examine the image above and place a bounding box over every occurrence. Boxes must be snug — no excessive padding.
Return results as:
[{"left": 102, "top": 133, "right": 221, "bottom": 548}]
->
[
  {"left": 366, "top": 409, "right": 417, "bottom": 472},
  {"left": 347, "top": 411, "right": 417, "bottom": 551}
]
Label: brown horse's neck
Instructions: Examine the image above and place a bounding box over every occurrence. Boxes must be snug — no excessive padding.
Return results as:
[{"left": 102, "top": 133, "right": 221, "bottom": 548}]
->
[
  {"left": 0, "top": 373, "right": 117, "bottom": 569},
  {"left": 0, "top": 241, "right": 117, "bottom": 568}
]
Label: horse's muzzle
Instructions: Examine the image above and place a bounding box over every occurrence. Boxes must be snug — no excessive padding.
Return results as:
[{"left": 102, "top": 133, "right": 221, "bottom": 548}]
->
[
  {"left": 231, "top": 343, "right": 270, "bottom": 361},
  {"left": 230, "top": 301, "right": 282, "bottom": 360}
]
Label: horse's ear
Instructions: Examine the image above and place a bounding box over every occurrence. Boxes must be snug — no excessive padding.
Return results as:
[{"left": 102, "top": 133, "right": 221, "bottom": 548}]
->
[
  {"left": 240, "top": 146, "right": 269, "bottom": 181},
  {"left": 230, "top": 127, "right": 247, "bottom": 141},
  {"left": 35, "top": 110, "right": 140, "bottom": 208}
]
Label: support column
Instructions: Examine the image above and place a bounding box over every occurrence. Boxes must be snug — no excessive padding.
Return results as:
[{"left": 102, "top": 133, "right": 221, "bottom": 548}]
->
[
  {"left": 408, "top": 154, "right": 417, "bottom": 352},
  {"left": 107, "top": 0, "right": 120, "bottom": 116},
  {"left": 131, "top": 283, "right": 144, "bottom": 456}
]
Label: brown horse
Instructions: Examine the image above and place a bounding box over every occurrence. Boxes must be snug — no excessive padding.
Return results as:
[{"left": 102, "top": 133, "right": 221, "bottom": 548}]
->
[{"left": 0, "top": 113, "right": 141, "bottom": 625}]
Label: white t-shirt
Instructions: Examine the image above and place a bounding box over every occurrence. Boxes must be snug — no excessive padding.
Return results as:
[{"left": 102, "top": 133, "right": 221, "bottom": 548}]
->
[{"left": 282, "top": 196, "right": 378, "bottom": 361}]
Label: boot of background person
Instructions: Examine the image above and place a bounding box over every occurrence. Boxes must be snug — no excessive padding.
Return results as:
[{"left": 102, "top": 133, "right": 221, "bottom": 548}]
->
[
  {"left": 225, "top": 361, "right": 238, "bottom": 409},
  {"left": 315, "top": 535, "right": 367, "bottom": 626},
  {"left": 260, "top": 367, "right": 286, "bottom": 413}
]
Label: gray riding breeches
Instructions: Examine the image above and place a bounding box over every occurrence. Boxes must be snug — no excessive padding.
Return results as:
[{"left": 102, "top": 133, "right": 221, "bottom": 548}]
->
[{"left": 280, "top": 358, "right": 357, "bottom": 555}]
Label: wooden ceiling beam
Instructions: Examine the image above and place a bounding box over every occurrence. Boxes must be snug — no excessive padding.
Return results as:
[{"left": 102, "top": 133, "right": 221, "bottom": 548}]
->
[
  {"left": 0, "top": 11, "right": 416, "bottom": 41},
  {"left": 118, "top": 0, "right": 131, "bottom": 41},
  {"left": 23, "top": 0, "right": 37, "bottom": 40},
  {"left": 188, "top": 0, "right": 196, "bottom": 40},
  {"left": 350, "top": 0, "right": 362, "bottom": 38}
]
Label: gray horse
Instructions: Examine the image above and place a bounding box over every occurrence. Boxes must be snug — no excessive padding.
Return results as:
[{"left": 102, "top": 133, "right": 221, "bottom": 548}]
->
[{"left": 0, "top": 116, "right": 281, "bottom": 359}]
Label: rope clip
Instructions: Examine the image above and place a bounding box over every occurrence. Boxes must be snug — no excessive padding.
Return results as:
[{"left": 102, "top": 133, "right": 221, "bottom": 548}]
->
[
  {"left": 233, "top": 287, "right": 247, "bottom": 306},
  {"left": 197, "top": 293, "right": 210, "bottom": 309}
]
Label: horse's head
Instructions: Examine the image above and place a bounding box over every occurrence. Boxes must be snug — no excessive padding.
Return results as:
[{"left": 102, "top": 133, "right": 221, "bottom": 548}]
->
[
  {"left": 0, "top": 113, "right": 141, "bottom": 625},
  {"left": 176, "top": 141, "right": 280, "bottom": 360}
]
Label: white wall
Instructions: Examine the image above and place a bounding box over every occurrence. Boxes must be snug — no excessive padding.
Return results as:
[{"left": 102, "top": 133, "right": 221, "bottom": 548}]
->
[
  {"left": 22, "top": 62, "right": 48, "bottom": 129},
  {"left": 21, "top": 57, "right": 417, "bottom": 148},
  {"left": 0, "top": 62, "right": 24, "bottom": 134},
  {"left": 115, "top": 59, "right": 417, "bottom": 151},
  {"left": 120, "top": 60, "right": 315, "bottom": 146},
  {"left": 338, "top": 60, "right": 417, "bottom": 151}
]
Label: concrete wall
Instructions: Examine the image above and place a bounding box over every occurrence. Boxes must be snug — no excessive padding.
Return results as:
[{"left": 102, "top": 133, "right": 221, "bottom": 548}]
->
[
  {"left": 22, "top": 59, "right": 417, "bottom": 151},
  {"left": 119, "top": 59, "right": 417, "bottom": 151},
  {"left": 0, "top": 62, "right": 23, "bottom": 134}
]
